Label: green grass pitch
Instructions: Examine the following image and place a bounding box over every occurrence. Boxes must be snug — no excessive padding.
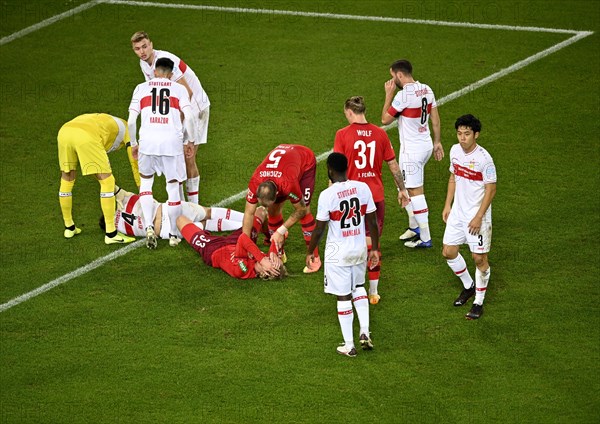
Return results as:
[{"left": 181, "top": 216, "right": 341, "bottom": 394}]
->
[{"left": 0, "top": 1, "right": 598, "bottom": 422}]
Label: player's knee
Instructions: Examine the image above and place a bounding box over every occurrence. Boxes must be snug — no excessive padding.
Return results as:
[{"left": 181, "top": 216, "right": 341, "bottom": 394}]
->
[
  {"left": 442, "top": 244, "right": 458, "bottom": 259},
  {"left": 472, "top": 253, "right": 487, "bottom": 267},
  {"left": 176, "top": 215, "right": 189, "bottom": 230}
]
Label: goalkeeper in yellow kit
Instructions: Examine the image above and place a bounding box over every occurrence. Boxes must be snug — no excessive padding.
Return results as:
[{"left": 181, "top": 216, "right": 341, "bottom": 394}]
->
[{"left": 57, "top": 113, "right": 140, "bottom": 244}]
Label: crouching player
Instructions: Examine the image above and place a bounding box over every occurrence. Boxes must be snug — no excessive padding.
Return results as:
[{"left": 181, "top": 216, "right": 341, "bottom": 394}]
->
[
  {"left": 178, "top": 207, "right": 285, "bottom": 280},
  {"left": 442, "top": 114, "right": 496, "bottom": 320}
]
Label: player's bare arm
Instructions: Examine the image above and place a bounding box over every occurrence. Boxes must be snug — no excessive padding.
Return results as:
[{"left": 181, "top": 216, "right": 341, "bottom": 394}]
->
[
  {"left": 365, "top": 211, "right": 380, "bottom": 269},
  {"left": 306, "top": 220, "right": 327, "bottom": 270},
  {"left": 386, "top": 159, "right": 410, "bottom": 207},
  {"left": 381, "top": 80, "right": 397, "bottom": 125},
  {"left": 442, "top": 174, "right": 456, "bottom": 223},
  {"left": 176, "top": 78, "right": 193, "bottom": 100},
  {"left": 468, "top": 183, "right": 496, "bottom": 235},
  {"left": 241, "top": 201, "right": 258, "bottom": 236},
  {"left": 430, "top": 107, "right": 444, "bottom": 161},
  {"left": 271, "top": 200, "right": 308, "bottom": 246}
]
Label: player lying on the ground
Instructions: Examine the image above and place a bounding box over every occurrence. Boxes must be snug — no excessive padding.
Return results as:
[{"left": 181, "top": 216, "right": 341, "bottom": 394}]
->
[
  {"left": 178, "top": 207, "right": 285, "bottom": 280},
  {"left": 98, "top": 186, "right": 244, "bottom": 246}
]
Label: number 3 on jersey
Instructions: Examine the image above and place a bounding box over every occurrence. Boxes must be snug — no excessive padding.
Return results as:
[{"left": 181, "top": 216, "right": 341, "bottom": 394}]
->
[{"left": 353, "top": 139, "right": 376, "bottom": 169}]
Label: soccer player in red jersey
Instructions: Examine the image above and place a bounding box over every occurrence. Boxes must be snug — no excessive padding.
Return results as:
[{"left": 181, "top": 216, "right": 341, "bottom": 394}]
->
[
  {"left": 334, "top": 96, "right": 410, "bottom": 304},
  {"left": 239, "top": 144, "right": 321, "bottom": 273},
  {"left": 178, "top": 207, "right": 285, "bottom": 280}
]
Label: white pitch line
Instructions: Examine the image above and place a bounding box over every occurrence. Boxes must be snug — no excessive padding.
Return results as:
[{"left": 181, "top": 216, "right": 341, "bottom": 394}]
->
[
  {"left": 0, "top": 0, "right": 104, "bottom": 46},
  {"left": 0, "top": 3, "right": 593, "bottom": 312},
  {"left": 0, "top": 240, "right": 145, "bottom": 312},
  {"left": 104, "top": 0, "right": 586, "bottom": 35}
]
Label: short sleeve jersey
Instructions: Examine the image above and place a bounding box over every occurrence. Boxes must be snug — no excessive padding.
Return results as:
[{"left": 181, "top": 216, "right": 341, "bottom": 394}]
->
[
  {"left": 139, "top": 49, "right": 211, "bottom": 111},
  {"left": 246, "top": 144, "right": 316, "bottom": 205},
  {"left": 333, "top": 122, "right": 396, "bottom": 202},
  {"left": 387, "top": 82, "right": 437, "bottom": 153},
  {"left": 449, "top": 144, "right": 497, "bottom": 222},
  {"left": 64, "top": 113, "right": 130, "bottom": 153},
  {"left": 316, "top": 180, "right": 376, "bottom": 266},
  {"left": 128, "top": 78, "right": 192, "bottom": 156}
]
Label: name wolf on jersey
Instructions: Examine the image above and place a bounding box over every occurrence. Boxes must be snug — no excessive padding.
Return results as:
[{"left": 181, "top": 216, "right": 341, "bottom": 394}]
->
[
  {"left": 336, "top": 187, "right": 357, "bottom": 199},
  {"left": 259, "top": 170, "right": 282, "bottom": 178},
  {"left": 356, "top": 129, "right": 372, "bottom": 137}
]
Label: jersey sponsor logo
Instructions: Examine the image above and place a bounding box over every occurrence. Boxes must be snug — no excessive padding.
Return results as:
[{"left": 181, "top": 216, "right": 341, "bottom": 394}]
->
[
  {"left": 259, "top": 170, "right": 282, "bottom": 178},
  {"left": 238, "top": 260, "right": 248, "bottom": 273},
  {"left": 453, "top": 163, "right": 483, "bottom": 181}
]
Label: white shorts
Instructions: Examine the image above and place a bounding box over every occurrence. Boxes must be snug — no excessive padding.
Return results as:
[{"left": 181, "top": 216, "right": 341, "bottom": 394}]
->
[
  {"left": 442, "top": 212, "right": 492, "bottom": 254},
  {"left": 399, "top": 149, "right": 432, "bottom": 189},
  {"left": 138, "top": 153, "right": 187, "bottom": 182},
  {"left": 159, "top": 202, "right": 206, "bottom": 239},
  {"left": 184, "top": 106, "right": 209, "bottom": 145},
  {"left": 324, "top": 262, "right": 367, "bottom": 296}
]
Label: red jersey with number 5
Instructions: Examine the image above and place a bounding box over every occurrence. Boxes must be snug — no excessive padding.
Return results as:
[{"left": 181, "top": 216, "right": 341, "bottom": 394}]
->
[
  {"left": 334, "top": 123, "right": 395, "bottom": 202},
  {"left": 246, "top": 144, "right": 316, "bottom": 204}
]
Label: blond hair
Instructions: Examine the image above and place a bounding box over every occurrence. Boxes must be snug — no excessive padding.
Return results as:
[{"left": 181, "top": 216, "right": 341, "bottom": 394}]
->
[
  {"left": 131, "top": 31, "right": 150, "bottom": 44},
  {"left": 344, "top": 96, "right": 366, "bottom": 114}
]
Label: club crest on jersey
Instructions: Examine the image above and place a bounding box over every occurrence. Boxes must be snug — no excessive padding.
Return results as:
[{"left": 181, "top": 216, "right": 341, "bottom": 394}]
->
[{"left": 469, "top": 160, "right": 476, "bottom": 170}]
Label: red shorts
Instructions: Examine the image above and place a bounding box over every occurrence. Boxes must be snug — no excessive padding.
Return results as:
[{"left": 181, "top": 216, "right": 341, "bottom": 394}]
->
[
  {"left": 366, "top": 200, "right": 385, "bottom": 239},
  {"left": 275, "top": 160, "right": 317, "bottom": 207}
]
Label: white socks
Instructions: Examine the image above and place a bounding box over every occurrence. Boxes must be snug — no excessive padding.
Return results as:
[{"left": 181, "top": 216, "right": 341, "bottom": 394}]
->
[
  {"left": 352, "top": 287, "right": 370, "bottom": 336},
  {"left": 446, "top": 253, "right": 474, "bottom": 289},
  {"left": 474, "top": 267, "right": 491, "bottom": 305},
  {"left": 186, "top": 176, "right": 200, "bottom": 204},
  {"left": 166, "top": 182, "right": 182, "bottom": 236},
  {"left": 337, "top": 300, "right": 354, "bottom": 349},
  {"left": 404, "top": 201, "right": 418, "bottom": 229},
  {"left": 410, "top": 194, "right": 431, "bottom": 241},
  {"left": 204, "top": 207, "right": 244, "bottom": 231},
  {"left": 139, "top": 177, "right": 155, "bottom": 230}
]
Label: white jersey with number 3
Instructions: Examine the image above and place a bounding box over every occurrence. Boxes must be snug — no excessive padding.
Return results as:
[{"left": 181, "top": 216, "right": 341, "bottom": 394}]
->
[
  {"left": 449, "top": 144, "right": 497, "bottom": 222},
  {"left": 128, "top": 78, "right": 191, "bottom": 156},
  {"left": 388, "top": 81, "right": 437, "bottom": 153},
  {"left": 316, "top": 180, "right": 376, "bottom": 266}
]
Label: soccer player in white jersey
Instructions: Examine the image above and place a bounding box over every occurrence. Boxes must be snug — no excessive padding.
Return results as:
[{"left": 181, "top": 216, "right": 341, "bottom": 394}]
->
[
  {"left": 382, "top": 59, "right": 444, "bottom": 248},
  {"left": 131, "top": 31, "right": 210, "bottom": 204},
  {"left": 127, "top": 58, "right": 197, "bottom": 249},
  {"left": 102, "top": 186, "right": 245, "bottom": 240},
  {"left": 442, "top": 115, "right": 496, "bottom": 320},
  {"left": 306, "top": 153, "right": 380, "bottom": 357}
]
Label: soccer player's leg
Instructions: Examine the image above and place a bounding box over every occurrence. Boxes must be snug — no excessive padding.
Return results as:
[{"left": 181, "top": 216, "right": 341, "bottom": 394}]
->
[
  {"left": 185, "top": 144, "right": 200, "bottom": 205},
  {"left": 367, "top": 202, "right": 384, "bottom": 304},
  {"left": 300, "top": 167, "right": 321, "bottom": 273},
  {"left": 350, "top": 262, "right": 373, "bottom": 350},
  {"left": 398, "top": 152, "right": 419, "bottom": 240},
  {"left": 165, "top": 156, "right": 187, "bottom": 247},
  {"left": 403, "top": 151, "right": 433, "bottom": 248},
  {"left": 325, "top": 264, "right": 357, "bottom": 357},
  {"left": 443, "top": 217, "right": 474, "bottom": 306},
  {"left": 57, "top": 128, "right": 81, "bottom": 238},
  {"left": 203, "top": 206, "right": 244, "bottom": 232},
  {"left": 466, "top": 221, "right": 492, "bottom": 319},
  {"left": 98, "top": 173, "right": 135, "bottom": 245}
]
